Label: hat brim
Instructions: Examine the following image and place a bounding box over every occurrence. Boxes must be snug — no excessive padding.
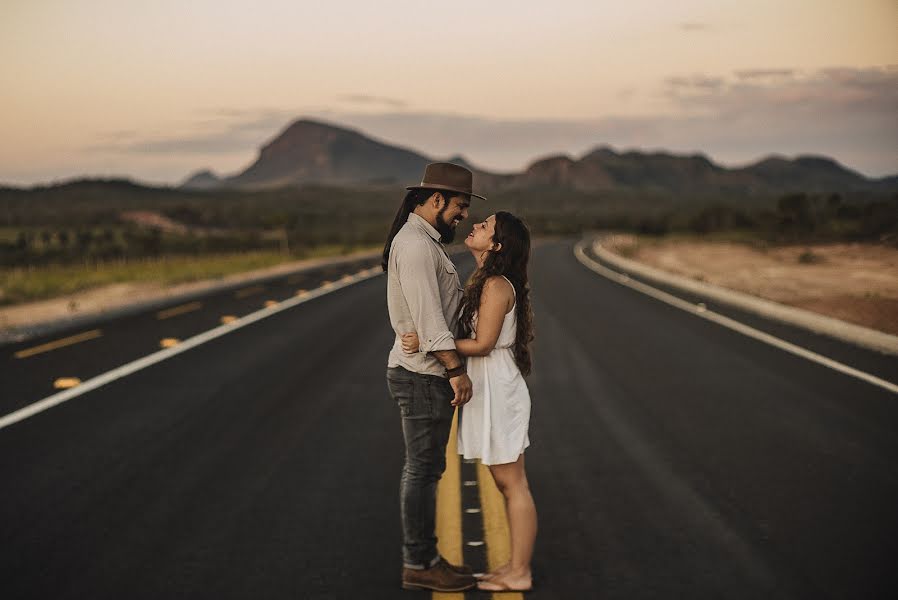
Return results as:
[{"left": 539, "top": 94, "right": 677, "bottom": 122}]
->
[{"left": 406, "top": 183, "right": 487, "bottom": 201}]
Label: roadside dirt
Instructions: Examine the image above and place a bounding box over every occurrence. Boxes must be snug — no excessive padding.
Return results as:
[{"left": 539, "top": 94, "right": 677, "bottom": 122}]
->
[
  {"left": 0, "top": 249, "right": 380, "bottom": 335},
  {"left": 604, "top": 234, "right": 898, "bottom": 336}
]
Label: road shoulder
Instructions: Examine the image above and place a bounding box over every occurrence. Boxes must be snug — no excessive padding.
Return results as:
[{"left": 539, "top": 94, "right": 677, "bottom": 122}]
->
[{"left": 581, "top": 234, "right": 898, "bottom": 356}]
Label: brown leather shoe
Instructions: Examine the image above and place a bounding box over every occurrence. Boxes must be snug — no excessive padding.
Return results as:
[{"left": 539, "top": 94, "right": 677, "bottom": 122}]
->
[
  {"left": 438, "top": 556, "right": 474, "bottom": 575},
  {"left": 402, "top": 559, "right": 476, "bottom": 592}
]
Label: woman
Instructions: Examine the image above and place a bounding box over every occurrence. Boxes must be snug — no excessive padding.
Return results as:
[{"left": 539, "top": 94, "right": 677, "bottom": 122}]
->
[{"left": 402, "top": 211, "right": 537, "bottom": 593}]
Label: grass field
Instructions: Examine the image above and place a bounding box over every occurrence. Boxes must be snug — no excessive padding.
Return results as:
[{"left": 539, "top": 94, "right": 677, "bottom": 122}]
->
[{"left": 0, "top": 244, "right": 377, "bottom": 306}]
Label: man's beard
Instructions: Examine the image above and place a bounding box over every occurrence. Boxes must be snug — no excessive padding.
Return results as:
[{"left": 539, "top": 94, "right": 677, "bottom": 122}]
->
[{"left": 436, "top": 206, "right": 457, "bottom": 243}]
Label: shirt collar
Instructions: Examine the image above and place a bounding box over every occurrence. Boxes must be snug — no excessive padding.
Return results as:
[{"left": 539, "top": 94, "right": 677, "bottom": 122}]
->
[{"left": 407, "top": 212, "right": 442, "bottom": 243}]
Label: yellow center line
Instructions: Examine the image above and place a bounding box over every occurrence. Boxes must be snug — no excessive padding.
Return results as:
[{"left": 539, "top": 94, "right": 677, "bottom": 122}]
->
[
  {"left": 234, "top": 285, "right": 265, "bottom": 298},
  {"left": 13, "top": 329, "right": 103, "bottom": 359},
  {"left": 156, "top": 301, "right": 203, "bottom": 320},
  {"left": 478, "top": 461, "right": 522, "bottom": 600},
  {"left": 434, "top": 409, "right": 464, "bottom": 600}
]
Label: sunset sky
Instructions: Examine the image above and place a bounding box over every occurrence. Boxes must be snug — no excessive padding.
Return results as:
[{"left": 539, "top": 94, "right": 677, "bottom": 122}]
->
[{"left": 2, "top": 0, "right": 896, "bottom": 186}]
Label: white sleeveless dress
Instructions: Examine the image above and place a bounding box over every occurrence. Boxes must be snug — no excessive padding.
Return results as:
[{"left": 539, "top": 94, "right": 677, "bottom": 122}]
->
[{"left": 457, "top": 275, "right": 531, "bottom": 465}]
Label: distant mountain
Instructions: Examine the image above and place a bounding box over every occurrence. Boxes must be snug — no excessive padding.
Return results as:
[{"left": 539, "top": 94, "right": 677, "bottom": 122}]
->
[
  {"left": 180, "top": 169, "right": 222, "bottom": 190},
  {"left": 572, "top": 148, "right": 729, "bottom": 192},
  {"left": 877, "top": 174, "right": 898, "bottom": 188},
  {"left": 498, "top": 148, "right": 889, "bottom": 195},
  {"left": 176, "top": 117, "right": 896, "bottom": 197},
  {"left": 222, "top": 119, "right": 433, "bottom": 189},
  {"left": 444, "top": 155, "right": 477, "bottom": 172},
  {"left": 508, "top": 150, "right": 725, "bottom": 192},
  {"left": 734, "top": 155, "right": 873, "bottom": 193}
]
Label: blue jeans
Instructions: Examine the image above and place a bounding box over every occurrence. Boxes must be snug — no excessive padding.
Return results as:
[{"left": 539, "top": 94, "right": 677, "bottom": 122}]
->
[{"left": 386, "top": 366, "right": 455, "bottom": 569}]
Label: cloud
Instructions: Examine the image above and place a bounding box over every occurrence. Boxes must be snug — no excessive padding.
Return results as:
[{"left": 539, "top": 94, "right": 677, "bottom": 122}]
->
[
  {"left": 337, "top": 94, "right": 407, "bottom": 109},
  {"left": 88, "top": 108, "right": 295, "bottom": 155},
  {"left": 735, "top": 69, "right": 795, "bottom": 81},
  {"left": 327, "top": 66, "right": 898, "bottom": 176},
  {"left": 94, "top": 129, "right": 140, "bottom": 142},
  {"left": 664, "top": 75, "right": 726, "bottom": 92},
  {"left": 79, "top": 66, "right": 898, "bottom": 180},
  {"left": 664, "top": 65, "right": 898, "bottom": 114},
  {"left": 643, "top": 65, "right": 897, "bottom": 173}
]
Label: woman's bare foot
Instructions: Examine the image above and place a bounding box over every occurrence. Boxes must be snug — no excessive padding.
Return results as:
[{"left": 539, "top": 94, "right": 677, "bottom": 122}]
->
[
  {"left": 476, "top": 568, "right": 532, "bottom": 592},
  {"left": 476, "top": 562, "right": 511, "bottom": 580}
]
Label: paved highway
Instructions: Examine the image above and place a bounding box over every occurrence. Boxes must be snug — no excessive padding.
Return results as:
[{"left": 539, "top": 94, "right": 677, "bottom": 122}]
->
[{"left": 2, "top": 240, "right": 896, "bottom": 599}]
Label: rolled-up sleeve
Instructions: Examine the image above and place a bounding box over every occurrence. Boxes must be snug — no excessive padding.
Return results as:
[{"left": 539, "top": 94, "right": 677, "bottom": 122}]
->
[{"left": 395, "top": 240, "right": 456, "bottom": 354}]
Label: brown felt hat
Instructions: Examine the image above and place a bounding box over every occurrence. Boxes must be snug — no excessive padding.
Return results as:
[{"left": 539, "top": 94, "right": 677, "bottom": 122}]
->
[{"left": 406, "top": 162, "right": 487, "bottom": 201}]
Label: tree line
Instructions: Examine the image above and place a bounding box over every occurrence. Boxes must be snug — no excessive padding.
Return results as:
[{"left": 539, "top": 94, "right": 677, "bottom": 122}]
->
[{"left": 2, "top": 184, "right": 895, "bottom": 268}]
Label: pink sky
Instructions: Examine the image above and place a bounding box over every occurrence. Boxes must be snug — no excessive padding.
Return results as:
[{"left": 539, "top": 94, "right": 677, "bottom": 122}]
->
[{"left": 2, "top": 0, "right": 896, "bottom": 185}]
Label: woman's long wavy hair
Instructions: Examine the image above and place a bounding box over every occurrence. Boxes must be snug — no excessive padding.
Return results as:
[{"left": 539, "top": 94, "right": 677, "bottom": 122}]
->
[{"left": 457, "top": 211, "right": 535, "bottom": 376}]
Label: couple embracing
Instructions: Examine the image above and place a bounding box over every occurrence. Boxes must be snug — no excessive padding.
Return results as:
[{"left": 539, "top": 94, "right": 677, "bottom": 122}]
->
[{"left": 383, "top": 162, "right": 537, "bottom": 593}]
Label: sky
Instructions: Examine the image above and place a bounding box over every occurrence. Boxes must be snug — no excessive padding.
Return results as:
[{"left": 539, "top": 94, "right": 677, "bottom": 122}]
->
[{"left": 1, "top": 0, "right": 896, "bottom": 186}]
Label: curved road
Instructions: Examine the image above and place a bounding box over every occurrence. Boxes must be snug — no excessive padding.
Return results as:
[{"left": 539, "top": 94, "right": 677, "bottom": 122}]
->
[{"left": 1, "top": 240, "right": 896, "bottom": 599}]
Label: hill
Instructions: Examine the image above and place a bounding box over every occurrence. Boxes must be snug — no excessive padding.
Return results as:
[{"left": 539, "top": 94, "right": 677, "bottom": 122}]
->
[{"left": 179, "top": 118, "right": 896, "bottom": 197}]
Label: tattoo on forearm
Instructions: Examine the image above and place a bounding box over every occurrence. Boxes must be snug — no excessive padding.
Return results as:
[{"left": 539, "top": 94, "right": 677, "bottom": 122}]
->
[{"left": 431, "top": 349, "right": 463, "bottom": 370}]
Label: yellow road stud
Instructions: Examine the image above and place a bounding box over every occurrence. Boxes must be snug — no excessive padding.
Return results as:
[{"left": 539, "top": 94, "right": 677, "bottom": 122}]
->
[{"left": 53, "top": 377, "right": 81, "bottom": 389}]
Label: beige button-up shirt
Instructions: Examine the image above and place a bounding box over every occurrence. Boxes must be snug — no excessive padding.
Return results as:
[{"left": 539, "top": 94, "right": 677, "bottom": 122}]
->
[{"left": 387, "top": 212, "right": 463, "bottom": 376}]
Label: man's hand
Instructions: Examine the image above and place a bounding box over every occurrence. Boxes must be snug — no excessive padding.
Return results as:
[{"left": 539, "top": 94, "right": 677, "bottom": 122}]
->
[
  {"left": 401, "top": 332, "right": 420, "bottom": 354},
  {"left": 432, "top": 349, "right": 470, "bottom": 406},
  {"left": 449, "top": 373, "right": 473, "bottom": 407}
]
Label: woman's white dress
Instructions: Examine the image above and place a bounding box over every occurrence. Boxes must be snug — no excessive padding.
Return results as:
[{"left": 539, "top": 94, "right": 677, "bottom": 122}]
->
[{"left": 457, "top": 275, "right": 531, "bottom": 465}]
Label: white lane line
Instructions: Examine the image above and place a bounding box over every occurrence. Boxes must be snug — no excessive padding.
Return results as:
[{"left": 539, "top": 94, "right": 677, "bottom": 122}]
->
[
  {"left": 574, "top": 241, "right": 898, "bottom": 395},
  {"left": 0, "top": 270, "right": 384, "bottom": 431}
]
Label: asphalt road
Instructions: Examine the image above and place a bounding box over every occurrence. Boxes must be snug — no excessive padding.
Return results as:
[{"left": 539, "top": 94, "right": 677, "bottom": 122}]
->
[{"left": 2, "top": 240, "right": 896, "bottom": 599}]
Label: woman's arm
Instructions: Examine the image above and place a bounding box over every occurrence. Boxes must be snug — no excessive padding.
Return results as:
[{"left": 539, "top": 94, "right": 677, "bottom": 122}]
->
[
  {"left": 401, "top": 276, "right": 515, "bottom": 357},
  {"left": 454, "top": 276, "right": 514, "bottom": 357}
]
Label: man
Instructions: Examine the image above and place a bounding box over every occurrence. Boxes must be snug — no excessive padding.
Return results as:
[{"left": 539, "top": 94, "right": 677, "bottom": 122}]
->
[{"left": 383, "top": 162, "right": 486, "bottom": 592}]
